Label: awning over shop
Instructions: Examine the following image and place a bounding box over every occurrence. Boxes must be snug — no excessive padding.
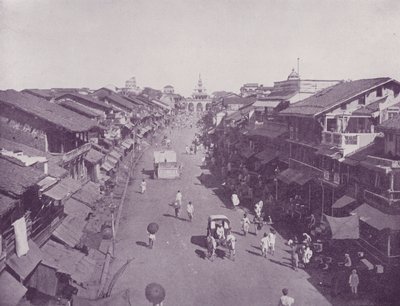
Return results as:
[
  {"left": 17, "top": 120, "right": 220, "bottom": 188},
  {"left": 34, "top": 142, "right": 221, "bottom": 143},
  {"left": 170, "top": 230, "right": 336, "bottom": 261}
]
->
[
  {"left": 72, "top": 181, "right": 102, "bottom": 208},
  {"left": 316, "top": 145, "right": 342, "bottom": 159},
  {"left": 43, "top": 177, "right": 81, "bottom": 201},
  {"left": 207, "top": 127, "right": 216, "bottom": 135},
  {"left": 52, "top": 215, "right": 86, "bottom": 247},
  {"left": 64, "top": 197, "right": 92, "bottom": 218},
  {"left": 84, "top": 148, "right": 104, "bottom": 164},
  {"left": 254, "top": 148, "right": 278, "bottom": 165},
  {"left": 109, "top": 150, "right": 122, "bottom": 160},
  {"left": 324, "top": 214, "right": 359, "bottom": 239},
  {"left": 121, "top": 139, "right": 133, "bottom": 150},
  {"left": 99, "top": 173, "right": 111, "bottom": 185},
  {"left": 7, "top": 240, "right": 43, "bottom": 281},
  {"left": 37, "top": 176, "right": 57, "bottom": 192},
  {"left": 352, "top": 203, "right": 400, "bottom": 231},
  {"left": 41, "top": 240, "right": 104, "bottom": 284},
  {"left": 332, "top": 195, "right": 356, "bottom": 209},
  {"left": 101, "top": 161, "right": 114, "bottom": 172},
  {"left": 239, "top": 147, "right": 255, "bottom": 159},
  {"left": 0, "top": 270, "right": 27, "bottom": 305},
  {"left": 277, "top": 168, "right": 314, "bottom": 186}
]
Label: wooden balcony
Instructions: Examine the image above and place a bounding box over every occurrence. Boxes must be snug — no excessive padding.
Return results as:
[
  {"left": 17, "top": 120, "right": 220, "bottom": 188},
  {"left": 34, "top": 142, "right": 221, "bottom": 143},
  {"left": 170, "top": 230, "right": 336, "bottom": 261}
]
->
[{"left": 322, "top": 131, "right": 378, "bottom": 156}]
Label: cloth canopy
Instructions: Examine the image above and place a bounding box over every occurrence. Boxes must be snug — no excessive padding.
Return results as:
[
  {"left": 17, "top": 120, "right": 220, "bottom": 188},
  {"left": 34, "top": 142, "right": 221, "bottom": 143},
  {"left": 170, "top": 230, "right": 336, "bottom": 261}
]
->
[{"left": 324, "top": 214, "right": 360, "bottom": 239}]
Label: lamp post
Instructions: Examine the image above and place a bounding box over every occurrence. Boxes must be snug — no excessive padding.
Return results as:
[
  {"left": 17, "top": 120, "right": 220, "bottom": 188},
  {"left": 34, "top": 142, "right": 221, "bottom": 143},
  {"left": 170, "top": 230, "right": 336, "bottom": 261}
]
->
[{"left": 274, "top": 166, "right": 280, "bottom": 201}]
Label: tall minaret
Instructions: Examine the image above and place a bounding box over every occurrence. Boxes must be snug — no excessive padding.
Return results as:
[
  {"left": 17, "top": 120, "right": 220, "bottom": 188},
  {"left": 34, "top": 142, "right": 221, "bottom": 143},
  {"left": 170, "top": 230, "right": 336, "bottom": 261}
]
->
[{"left": 198, "top": 73, "right": 202, "bottom": 87}]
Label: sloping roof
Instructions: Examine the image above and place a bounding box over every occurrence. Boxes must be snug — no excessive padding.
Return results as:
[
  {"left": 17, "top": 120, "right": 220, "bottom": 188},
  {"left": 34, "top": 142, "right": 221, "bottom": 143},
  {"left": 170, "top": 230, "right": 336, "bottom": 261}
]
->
[
  {"left": 264, "top": 90, "right": 297, "bottom": 100},
  {"left": 0, "top": 193, "right": 18, "bottom": 216},
  {"left": 0, "top": 270, "right": 27, "bottom": 305},
  {"left": 53, "top": 215, "right": 86, "bottom": 247},
  {"left": 245, "top": 121, "right": 287, "bottom": 139},
  {"left": 72, "top": 289, "right": 133, "bottom": 306},
  {"left": 253, "top": 100, "right": 282, "bottom": 108},
  {"left": 41, "top": 240, "right": 104, "bottom": 283},
  {"left": 223, "top": 96, "right": 256, "bottom": 105},
  {"left": 253, "top": 148, "right": 278, "bottom": 164},
  {"left": 56, "top": 93, "right": 113, "bottom": 111},
  {"left": 94, "top": 89, "right": 137, "bottom": 111},
  {"left": 0, "top": 158, "right": 46, "bottom": 197},
  {"left": 43, "top": 177, "right": 81, "bottom": 201},
  {"left": 58, "top": 100, "right": 101, "bottom": 118},
  {"left": 342, "top": 140, "right": 383, "bottom": 166},
  {"left": 352, "top": 203, "right": 400, "bottom": 231},
  {"left": 71, "top": 181, "right": 102, "bottom": 208},
  {"left": 277, "top": 168, "right": 314, "bottom": 186},
  {"left": 64, "top": 197, "right": 92, "bottom": 218},
  {"left": 279, "top": 78, "right": 392, "bottom": 117},
  {"left": 7, "top": 240, "right": 43, "bottom": 281},
  {"left": 84, "top": 148, "right": 104, "bottom": 164},
  {"left": 0, "top": 90, "right": 97, "bottom": 132},
  {"left": 22, "top": 89, "right": 56, "bottom": 100},
  {"left": 377, "top": 115, "right": 400, "bottom": 132},
  {"left": 332, "top": 195, "right": 356, "bottom": 209}
]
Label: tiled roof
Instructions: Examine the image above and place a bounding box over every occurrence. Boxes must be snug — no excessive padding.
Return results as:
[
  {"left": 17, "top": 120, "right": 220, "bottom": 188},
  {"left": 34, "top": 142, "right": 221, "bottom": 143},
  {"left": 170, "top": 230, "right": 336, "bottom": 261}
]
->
[
  {"left": 342, "top": 139, "right": 383, "bottom": 166},
  {"left": 56, "top": 93, "right": 113, "bottom": 111},
  {"left": 58, "top": 100, "right": 101, "bottom": 118},
  {"left": 0, "top": 90, "right": 97, "bottom": 132},
  {"left": 0, "top": 158, "right": 46, "bottom": 197},
  {"left": 377, "top": 115, "right": 400, "bottom": 132},
  {"left": 93, "top": 89, "right": 137, "bottom": 111},
  {"left": 22, "top": 89, "right": 56, "bottom": 100},
  {"left": 265, "top": 90, "right": 297, "bottom": 100},
  {"left": 0, "top": 193, "right": 18, "bottom": 216},
  {"left": 279, "top": 78, "right": 392, "bottom": 117},
  {"left": 223, "top": 96, "right": 256, "bottom": 105}
]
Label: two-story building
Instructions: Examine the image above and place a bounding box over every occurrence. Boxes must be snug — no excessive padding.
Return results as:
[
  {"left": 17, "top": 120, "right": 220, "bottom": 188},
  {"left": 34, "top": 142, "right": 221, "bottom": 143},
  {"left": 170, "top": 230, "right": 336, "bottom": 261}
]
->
[
  {"left": 279, "top": 77, "right": 400, "bottom": 218},
  {"left": 0, "top": 90, "right": 98, "bottom": 181}
]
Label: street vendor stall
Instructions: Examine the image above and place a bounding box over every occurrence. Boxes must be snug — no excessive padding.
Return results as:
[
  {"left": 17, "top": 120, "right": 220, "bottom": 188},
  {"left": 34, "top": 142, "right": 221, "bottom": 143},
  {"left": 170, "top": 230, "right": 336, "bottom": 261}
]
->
[{"left": 153, "top": 150, "right": 180, "bottom": 179}]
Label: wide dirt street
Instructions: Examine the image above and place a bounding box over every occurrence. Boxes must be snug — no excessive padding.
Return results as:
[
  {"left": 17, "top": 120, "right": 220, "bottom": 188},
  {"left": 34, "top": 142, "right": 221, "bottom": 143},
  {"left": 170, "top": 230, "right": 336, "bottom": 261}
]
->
[{"left": 111, "top": 120, "right": 331, "bottom": 306}]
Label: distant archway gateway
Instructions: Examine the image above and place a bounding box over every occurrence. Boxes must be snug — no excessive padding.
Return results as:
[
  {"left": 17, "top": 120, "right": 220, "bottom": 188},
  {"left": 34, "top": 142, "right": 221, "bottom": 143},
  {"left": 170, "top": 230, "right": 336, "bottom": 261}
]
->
[
  {"left": 196, "top": 103, "right": 203, "bottom": 112},
  {"left": 188, "top": 102, "right": 194, "bottom": 112}
]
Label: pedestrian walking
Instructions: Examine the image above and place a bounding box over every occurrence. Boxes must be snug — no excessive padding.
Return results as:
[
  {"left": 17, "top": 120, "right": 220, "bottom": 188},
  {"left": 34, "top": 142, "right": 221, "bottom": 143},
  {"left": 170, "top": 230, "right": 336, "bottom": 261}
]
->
[
  {"left": 173, "top": 201, "right": 181, "bottom": 218},
  {"left": 278, "top": 288, "right": 295, "bottom": 306},
  {"left": 267, "top": 228, "right": 276, "bottom": 255},
  {"left": 260, "top": 233, "right": 269, "bottom": 258},
  {"left": 185, "top": 145, "right": 190, "bottom": 154},
  {"left": 226, "top": 230, "right": 236, "bottom": 261},
  {"left": 253, "top": 214, "right": 263, "bottom": 236},
  {"left": 231, "top": 192, "right": 240, "bottom": 209},
  {"left": 241, "top": 213, "right": 251, "bottom": 236},
  {"left": 302, "top": 245, "right": 313, "bottom": 268},
  {"left": 187, "top": 201, "right": 194, "bottom": 222},
  {"left": 148, "top": 231, "right": 156, "bottom": 249},
  {"left": 291, "top": 245, "right": 299, "bottom": 271},
  {"left": 176, "top": 190, "right": 182, "bottom": 207},
  {"left": 206, "top": 233, "right": 216, "bottom": 261},
  {"left": 349, "top": 269, "right": 359, "bottom": 296},
  {"left": 140, "top": 179, "right": 147, "bottom": 194}
]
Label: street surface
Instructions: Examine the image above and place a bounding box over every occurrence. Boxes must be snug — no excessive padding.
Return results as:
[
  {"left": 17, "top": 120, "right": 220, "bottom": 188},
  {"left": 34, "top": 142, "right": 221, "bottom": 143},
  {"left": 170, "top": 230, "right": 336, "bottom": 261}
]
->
[{"left": 111, "top": 123, "right": 331, "bottom": 306}]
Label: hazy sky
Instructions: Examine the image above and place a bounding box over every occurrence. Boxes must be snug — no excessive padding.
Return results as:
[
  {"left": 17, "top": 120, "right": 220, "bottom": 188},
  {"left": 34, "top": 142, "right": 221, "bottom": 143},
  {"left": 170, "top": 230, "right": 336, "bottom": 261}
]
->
[{"left": 1, "top": 0, "right": 400, "bottom": 96}]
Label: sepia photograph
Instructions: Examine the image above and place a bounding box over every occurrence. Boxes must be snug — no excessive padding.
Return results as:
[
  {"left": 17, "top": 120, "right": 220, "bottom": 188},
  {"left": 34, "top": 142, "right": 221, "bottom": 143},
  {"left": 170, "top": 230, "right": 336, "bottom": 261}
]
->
[{"left": 1, "top": 0, "right": 400, "bottom": 305}]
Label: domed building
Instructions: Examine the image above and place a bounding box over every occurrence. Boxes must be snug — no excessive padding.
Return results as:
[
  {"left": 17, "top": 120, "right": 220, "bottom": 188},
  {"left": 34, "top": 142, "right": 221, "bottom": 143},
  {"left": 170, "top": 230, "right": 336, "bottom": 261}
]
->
[{"left": 163, "top": 85, "right": 175, "bottom": 94}]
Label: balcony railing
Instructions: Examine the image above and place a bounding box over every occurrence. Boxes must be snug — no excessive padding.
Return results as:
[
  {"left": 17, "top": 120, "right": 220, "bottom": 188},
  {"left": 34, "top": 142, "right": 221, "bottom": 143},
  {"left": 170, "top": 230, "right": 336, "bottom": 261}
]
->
[
  {"left": 322, "top": 131, "right": 378, "bottom": 156},
  {"left": 364, "top": 189, "right": 400, "bottom": 207}
]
